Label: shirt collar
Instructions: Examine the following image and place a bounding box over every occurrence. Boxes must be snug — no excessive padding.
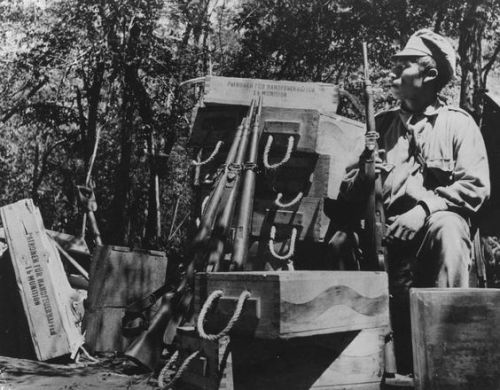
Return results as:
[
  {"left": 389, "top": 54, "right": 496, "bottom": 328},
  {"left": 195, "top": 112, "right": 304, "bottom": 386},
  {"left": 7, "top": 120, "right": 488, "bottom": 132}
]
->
[{"left": 400, "top": 99, "right": 445, "bottom": 117}]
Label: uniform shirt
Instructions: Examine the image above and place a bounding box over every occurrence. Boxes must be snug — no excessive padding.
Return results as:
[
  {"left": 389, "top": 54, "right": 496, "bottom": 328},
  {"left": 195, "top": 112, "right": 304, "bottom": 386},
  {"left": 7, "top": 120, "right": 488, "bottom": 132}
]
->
[{"left": 340, "top": 100, "right": 490, "bottom": 218}]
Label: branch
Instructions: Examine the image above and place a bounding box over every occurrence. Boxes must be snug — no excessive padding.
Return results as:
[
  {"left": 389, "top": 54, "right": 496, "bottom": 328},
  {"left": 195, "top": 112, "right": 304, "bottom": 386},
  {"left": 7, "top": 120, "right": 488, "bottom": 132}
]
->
[
  {"left": 482, "top": 39, "right": 500, "bottom": 87},
  {"left": 2, "top": 77, "right": 48, "bottom": 123},
  {"left": 32, "top": 138, "right": 69, "bottom": 197},
  {"left": 75, "top": 86, "right": 87, "bottom": 142}
]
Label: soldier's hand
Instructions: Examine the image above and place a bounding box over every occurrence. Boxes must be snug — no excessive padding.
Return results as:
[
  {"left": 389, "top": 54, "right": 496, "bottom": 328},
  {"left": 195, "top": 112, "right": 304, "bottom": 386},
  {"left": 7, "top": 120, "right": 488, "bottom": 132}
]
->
[{"left": 385, "top": 205, "right": 427, "bottom": 242}]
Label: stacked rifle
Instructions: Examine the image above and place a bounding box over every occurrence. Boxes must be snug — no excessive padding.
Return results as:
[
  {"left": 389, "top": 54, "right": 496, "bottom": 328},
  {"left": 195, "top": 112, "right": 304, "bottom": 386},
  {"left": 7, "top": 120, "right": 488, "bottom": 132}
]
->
[{"left": 124, "top": 97, "right": 263, "bottom": 370}]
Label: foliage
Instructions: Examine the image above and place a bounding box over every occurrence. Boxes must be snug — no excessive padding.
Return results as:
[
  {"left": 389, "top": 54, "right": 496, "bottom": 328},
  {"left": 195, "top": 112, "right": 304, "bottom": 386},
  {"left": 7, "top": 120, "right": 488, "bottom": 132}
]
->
[{"left": 1, "top": 0, "right": 500, "bottom": 259}]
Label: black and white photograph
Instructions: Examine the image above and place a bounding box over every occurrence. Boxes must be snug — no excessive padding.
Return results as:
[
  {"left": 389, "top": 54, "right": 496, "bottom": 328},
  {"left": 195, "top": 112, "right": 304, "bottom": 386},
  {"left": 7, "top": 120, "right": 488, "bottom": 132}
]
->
[{"left": 0, "top": 0, "right": 499, "bottom": 389}]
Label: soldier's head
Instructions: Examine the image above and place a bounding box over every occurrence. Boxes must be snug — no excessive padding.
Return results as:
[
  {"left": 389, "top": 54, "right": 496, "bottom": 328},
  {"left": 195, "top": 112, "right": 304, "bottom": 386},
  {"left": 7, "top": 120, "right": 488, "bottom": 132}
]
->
[{"left": 390, "top": 29, "right": 456, "bottom": 105}]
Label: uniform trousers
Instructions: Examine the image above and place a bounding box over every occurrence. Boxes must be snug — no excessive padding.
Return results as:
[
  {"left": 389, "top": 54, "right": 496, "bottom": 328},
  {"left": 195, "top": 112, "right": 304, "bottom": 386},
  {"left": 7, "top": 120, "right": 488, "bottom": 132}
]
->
[{"left": 389, "top": 210, "right": 471, "bottom": 374}]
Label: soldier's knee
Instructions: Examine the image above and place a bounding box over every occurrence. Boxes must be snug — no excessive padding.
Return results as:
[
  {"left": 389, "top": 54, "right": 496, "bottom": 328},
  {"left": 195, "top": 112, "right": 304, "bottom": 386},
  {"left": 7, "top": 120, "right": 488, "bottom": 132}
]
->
[{"left": 425, "top": 211, "right": 469, "bottom": 243}]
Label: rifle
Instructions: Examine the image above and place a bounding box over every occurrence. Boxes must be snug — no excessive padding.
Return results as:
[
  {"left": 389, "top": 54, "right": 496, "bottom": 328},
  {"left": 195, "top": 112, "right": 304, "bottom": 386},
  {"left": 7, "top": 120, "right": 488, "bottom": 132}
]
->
[
  {"left": 361, "top": 42, "right": 387, "bottom": 272},
  {"left": 124, "top": 101, "right": 257, "bottom": 370},
  {"left": 230, "top": 97, "right": 263, "bottom": 270},
  {"left": 206, "top": 98, "right": 259, "bottom": 272},
  {"left": 361, "top": 42, "right": 397, "bottom": 376}
]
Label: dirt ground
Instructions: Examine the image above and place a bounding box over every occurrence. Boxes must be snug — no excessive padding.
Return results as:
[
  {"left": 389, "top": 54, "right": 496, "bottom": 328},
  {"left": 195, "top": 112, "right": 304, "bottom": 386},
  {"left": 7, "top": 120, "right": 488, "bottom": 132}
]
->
[{"left": 0, "top": 355, "right": 161, "bottom": 390}]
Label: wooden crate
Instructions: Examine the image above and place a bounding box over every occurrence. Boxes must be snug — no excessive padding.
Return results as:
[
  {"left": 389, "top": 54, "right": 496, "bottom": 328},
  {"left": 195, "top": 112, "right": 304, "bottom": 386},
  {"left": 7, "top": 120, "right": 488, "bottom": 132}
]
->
[
  {"left": 251, "top": 196, "right": 329, "bottom": 243},
  {"left": 202, "top": 76, "right": 339, "bottom": 114},
  {"left": 176, "top": 326, "right": 386, "bottom": 390},
  {"left": 176, "top": 326, "right": 233, "bottom": 390},
  {"left": 0, "top": 199, "right": 84, "bottom": 361},
  {"left": 84, "top": 245, "right": 168, "bottom": 353},
  {"left": 257, "top": 153, "right": 330, "bottom": 200},
  {"left": 315, "top": 113, "right": 365, "bottom": 199},
  {"left": 189, "top": 105, "right": 248, "bottom": 148},
  {"left": 195, "top": 271, "right": 389, "bottom": 339},
  {"left": 259, "top": 107, "right": 320, "bottom": 153},
  {"left": 410, "top": 288, "right": 500, "bottom": 390}
]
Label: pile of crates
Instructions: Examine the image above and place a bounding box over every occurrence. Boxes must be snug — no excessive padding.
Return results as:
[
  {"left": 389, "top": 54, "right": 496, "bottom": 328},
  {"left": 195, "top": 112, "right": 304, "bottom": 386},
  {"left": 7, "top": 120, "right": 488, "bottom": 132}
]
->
[{"left": 189, "top": 76, "right": 365, "bottom": 271}]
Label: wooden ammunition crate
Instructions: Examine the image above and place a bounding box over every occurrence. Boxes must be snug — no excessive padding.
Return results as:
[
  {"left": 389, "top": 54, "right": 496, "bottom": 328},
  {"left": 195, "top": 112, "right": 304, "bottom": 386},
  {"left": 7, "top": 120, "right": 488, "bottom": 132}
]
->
[
  {"left": 251, "top": 196, "right": 329, "bottom": 243},
  {"left": 315, "top": 113, "right": 365, "bottom": 199},
  {"left": 259, "top": 107, "right": 319, "bottom": 153},
  {"left": 176, "top": 326, "right": 387, "bottom": 390},
  {"left": 202, "top": 76, "right": 339, "bottom": 114},
  {"left": 176, "top": 326, "right": 234, "bottom": 390},
  {"left": 84, "top": 245, "right": 168, "bottom": 353},
  {"left": 0, "top": 199, "right": 84, "bottom": 361},
  {"left": 411, "top": 288, "right": 500, "bottom": 390},
  {"left": 189, "top": 105, "right": 248, "bottom": 148},
  {"left": 195, "top": 271, "right": 389, "bottom": 339},
  {"left": 257, "top": 153, "right": 330, "bottom": 199}
]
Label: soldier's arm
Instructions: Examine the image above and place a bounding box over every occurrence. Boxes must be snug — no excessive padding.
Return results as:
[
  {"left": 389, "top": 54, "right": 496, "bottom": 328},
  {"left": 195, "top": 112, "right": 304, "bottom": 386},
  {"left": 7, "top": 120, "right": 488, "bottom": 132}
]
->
[{"left": 420, "top": 112, "right": 490, "bottom": 216}]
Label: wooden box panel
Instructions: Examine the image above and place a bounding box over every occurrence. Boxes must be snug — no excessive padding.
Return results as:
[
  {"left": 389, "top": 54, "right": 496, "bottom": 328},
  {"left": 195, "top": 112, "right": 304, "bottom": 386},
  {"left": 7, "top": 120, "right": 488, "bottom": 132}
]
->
[
  {"left": 176, "top": 326, "right": 386, "bottom": 390},
  {"left": 260, "top": 107, "right": 320, "bottom": 153},
  {"left": 84, "top": 245, "right": 168, "bottom": 352},
  {"left": 176, "top": 326, "right": 233, "bottom": 390},
  {"left": 202, "top": 76, "right": 339, "bottom": 114},
  {"left": 315, "top": 113, "right": 365, "bottom": 199},
  {"left": 410, "top": 288, "right": 500, "bottom": 390},
  {"left": 195, "top": 271, "right": 389, "bottom": 339},
  {"left": 0, "top": 199, "right": 84, "bottom": 361},
  {"left": 251, "top": 196, "right": 329, "bottom": 242},
  {"left": 189, "top": 105, "right": 248, "bottom": 148},
  {"left": 257, "top": 153, "right": 330, "bottom": 199}
]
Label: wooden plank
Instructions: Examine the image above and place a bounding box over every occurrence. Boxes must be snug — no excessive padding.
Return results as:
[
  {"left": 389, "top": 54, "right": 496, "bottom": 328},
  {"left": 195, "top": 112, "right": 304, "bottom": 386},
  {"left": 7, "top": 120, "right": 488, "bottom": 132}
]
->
[
  {"left": 189, "top": 105, "right": 248, "bottom": 148},
  {"left": 202, "top": 76, "right": 339, "bottom": 114},
  {"left": 84, "top": 245, "right": 168, "bottom": 352},
  {"left": 0, "top": 199, "right": 84, "bottom": 361},
  {"left": 46, "top": 230, "right": 90, "bottom": 256},
  {"left": 177, "top": 326, "right": 385, "bottom": 390},
  {"left": 230, "top": 328, "right": 386, "bottom": 390},
  {"left": 189, "top": 106, "right": 320, "bottom": 153},
  {"left": 195, "top": 271, "right": 389, "bottom": 339},
  {"left": 315, "top": 113, "right": 365, "bottom": 199},
  {"left": 257, "top": 153, "right": 330, "bottom": 199},
  {"left": 177, "top": 326, "right": 234, "bottom": 390},
  {"left": 410, "top": 288, "right": 500, "bottom": 390},
  {"left": 260, "top": 107, "right": 320, "bottom": 152}
]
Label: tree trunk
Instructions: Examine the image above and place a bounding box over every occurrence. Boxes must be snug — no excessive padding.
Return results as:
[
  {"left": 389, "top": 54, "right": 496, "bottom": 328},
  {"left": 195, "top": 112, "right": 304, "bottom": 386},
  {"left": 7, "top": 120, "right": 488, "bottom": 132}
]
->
[
  {"left": 458, "top": 0, "right": 488, "bottom": 121},
  {"left": 109, "top": 80, "right": 135, "bottom": 245}
]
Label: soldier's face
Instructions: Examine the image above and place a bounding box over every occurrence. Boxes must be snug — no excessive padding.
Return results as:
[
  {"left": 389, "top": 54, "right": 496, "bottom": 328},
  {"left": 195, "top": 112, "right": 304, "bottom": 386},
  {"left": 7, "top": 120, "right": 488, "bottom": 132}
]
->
[{"left": 390, "top": 58, "right": 424, "bottom": 101}]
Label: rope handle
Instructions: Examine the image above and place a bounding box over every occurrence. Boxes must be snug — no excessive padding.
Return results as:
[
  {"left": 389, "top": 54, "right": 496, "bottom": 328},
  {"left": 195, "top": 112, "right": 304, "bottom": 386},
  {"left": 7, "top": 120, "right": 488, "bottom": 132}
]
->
[
  {"left": 192, "top": 141, "right": 223, "bottom": 166},
  {"left": 268, "top": 226, "right": 297, "bottom": 261},
  {"left": 158, "top": 350, "right": 200, "bottom": 389},
  {"left": 274, "top": 192, "right": 303, "bottom": 208},
  {"left": 263, "top": 135, "right": 294, "bottom": 169},
  {"left": 197, "top": 290, "right": 251, "bottom": 341}
]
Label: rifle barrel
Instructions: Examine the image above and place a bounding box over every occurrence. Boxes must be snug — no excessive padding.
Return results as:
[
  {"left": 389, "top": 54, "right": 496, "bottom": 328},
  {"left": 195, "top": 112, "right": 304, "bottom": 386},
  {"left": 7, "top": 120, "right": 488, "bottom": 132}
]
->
[{"left": 231, "top": 96, "right": 263, "bottom": 270}]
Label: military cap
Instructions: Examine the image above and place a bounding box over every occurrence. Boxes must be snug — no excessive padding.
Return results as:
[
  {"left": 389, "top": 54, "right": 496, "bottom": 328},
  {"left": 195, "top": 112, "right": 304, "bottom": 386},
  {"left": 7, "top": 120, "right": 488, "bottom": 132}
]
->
[{"left": 393, "top": 29, "right": 457, "bottom": 82}]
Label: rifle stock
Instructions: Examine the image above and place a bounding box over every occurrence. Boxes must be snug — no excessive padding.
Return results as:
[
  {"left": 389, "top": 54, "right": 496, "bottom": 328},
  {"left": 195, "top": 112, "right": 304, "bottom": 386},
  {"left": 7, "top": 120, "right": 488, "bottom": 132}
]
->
[{"left": 124, "top": 292, "right": 175, "bottom": 370}]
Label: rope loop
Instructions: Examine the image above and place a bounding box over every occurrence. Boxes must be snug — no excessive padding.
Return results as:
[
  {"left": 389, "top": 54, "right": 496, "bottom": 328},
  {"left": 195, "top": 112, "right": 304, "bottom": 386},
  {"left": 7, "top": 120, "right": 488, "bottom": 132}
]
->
[
  {"left": 263, "top": 135, "right": 294, "bottom": 169},
  {"left": 192, "top": 141, "right": 223, "bottom": 166},
  {"left": 158, "top": 350, "right": 200, "bottom": 389},
  {"left": 197, "top": 289, "right": 251, "bottom": 341},
  {"left": 274, "top": 192, "right": 303, "bottom": 208},
  {"left": 268, "top": 226, "right": 298, "bottom": 261}
]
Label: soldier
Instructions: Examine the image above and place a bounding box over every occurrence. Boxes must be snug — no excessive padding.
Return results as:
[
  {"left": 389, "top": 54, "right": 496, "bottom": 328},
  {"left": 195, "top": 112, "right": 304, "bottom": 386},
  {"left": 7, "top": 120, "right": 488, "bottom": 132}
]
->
[{"left": 338, "top": 29, "right": 490, "bottom": 374}]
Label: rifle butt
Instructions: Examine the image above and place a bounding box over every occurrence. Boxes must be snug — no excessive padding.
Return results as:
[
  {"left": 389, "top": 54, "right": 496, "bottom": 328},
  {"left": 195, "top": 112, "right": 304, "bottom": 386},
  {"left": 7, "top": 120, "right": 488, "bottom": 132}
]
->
[{"left": 124, "top": 292, "right": 174, "bottom": 371}]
